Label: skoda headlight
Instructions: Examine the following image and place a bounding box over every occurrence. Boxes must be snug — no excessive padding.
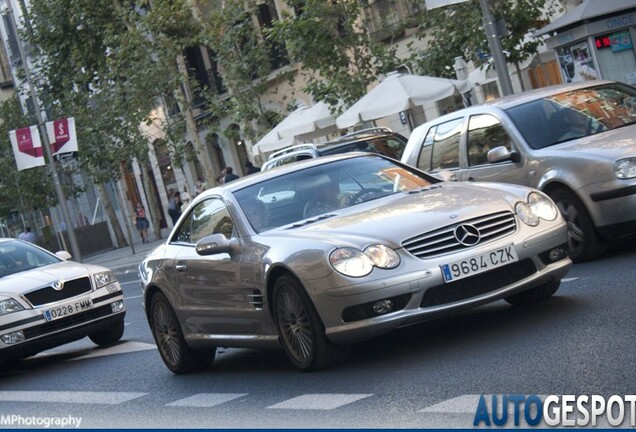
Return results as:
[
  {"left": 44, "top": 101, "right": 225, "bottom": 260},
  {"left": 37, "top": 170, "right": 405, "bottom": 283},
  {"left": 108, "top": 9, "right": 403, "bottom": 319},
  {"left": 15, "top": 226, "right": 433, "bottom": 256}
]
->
[
  {"left": 516, "top": 192, "right": 558, "bottom": 226},
  {"left": 615, "top": 158, "right": 636, "bottom": 179},
  {"left": 0, "top": 297, "right": 24, "bottom": 316},
  {"left": 94, "top": 270, "right": 117, "bottom": 288},
  {"left": 330, "top": 244, "right": 400, "bottom": 277}
]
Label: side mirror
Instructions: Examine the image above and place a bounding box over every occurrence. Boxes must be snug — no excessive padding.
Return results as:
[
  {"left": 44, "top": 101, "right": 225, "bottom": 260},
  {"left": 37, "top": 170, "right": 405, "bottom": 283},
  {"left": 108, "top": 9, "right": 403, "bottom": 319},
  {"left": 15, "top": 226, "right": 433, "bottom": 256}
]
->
[
  {"left": 195, "top": 234, "right": 239, "bottom": 256},
  {"left": 432, "top": 170, "right": 457, "bottom": 182},
  {"left": 55, "top": 251, "right": 72, "bottom": 261},
  {"left": 487, "top": 146, "right": 520, "bottom": 163}
]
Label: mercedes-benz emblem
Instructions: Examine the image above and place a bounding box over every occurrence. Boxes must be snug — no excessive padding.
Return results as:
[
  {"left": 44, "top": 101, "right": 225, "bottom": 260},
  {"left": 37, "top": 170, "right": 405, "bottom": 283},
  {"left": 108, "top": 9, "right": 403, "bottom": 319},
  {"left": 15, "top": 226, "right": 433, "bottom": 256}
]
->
[
  {"left": 454, "top": 224, "right": 480, "bottom": 246},
  {"left": 52, "top": 280, "right": 65, "bottom": 291}
]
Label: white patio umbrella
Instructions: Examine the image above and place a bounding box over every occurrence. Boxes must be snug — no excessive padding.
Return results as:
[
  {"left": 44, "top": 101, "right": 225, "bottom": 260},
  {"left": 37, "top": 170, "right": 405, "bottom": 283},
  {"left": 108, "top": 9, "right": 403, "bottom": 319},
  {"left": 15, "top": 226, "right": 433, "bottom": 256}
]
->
[
  {"left": 336, "top": 73, "right": 472, "bottom": 129},
  {"left": 277, "top": 101, "right": 338, "bottom": 140},
  {"left": 251, "top": 126, "right": 295, "bottom": 156},
  {"left": 252, "top": 101, "right": 337, "bottom": 156}
]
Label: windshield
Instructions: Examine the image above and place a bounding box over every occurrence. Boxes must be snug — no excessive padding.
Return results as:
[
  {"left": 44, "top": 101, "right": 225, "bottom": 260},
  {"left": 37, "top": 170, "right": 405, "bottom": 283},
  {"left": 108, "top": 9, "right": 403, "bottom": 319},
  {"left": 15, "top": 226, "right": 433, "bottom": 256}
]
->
[
  {"left": 0, "top": 240, "right": 61, "bottom": 278},
  {"left": 505, "top": 83, "right": 636, "bottom": 149},
  {"left": 234, "top": 155, "right": 435, "bottom": 233}
]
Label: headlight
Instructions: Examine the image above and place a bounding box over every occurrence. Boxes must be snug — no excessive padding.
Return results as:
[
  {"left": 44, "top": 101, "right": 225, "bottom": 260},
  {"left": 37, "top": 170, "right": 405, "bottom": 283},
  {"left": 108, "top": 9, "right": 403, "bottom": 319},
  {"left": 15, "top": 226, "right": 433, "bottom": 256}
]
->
[
  {"left": 364, "top": 244, "right": 400, "bottom": 269},
  {"left": 94, "top": 270, "right": 117, "bottom": 288},
  {"left": 516, "top": 192, "right": 558, "bottom": 226},
  {"left": 329, "top": 244, "right": 400, "bottom": 277},
  {"left": 0, "top": 297, "right": 24, "bottom": 316},
  {"left": 615, "top": 158, "right": 636, "bottom": 179}
]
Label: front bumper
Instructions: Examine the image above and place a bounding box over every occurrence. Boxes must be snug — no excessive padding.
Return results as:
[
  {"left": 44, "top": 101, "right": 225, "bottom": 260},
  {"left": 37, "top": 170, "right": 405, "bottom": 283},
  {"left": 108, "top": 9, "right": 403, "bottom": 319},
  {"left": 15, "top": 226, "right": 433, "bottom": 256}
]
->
[
  {"left": 306, "top": 225, "right": 571, "bottom": 344},
  {"left": 0, "top": 287, "right": 125, "bottom": 361},
  {"left": 583, "top": 178, "right": 636, "bottom": 238}
]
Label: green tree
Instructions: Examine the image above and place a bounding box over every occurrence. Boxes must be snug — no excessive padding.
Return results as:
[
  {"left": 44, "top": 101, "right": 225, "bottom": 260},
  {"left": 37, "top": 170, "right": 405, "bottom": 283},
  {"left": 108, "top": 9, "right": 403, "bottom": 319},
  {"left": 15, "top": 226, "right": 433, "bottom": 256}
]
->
[
  {"left": 24, "top": 0, "right": 175, "bottom": 246},
  {"left": 410, "top": 0, "right": 560, "bottom": 80},
  {"left": 268, "top": 0, "right": 401, "bottom": 110},
  {"left": 192, "top": 0, "right": 283, "bottom": 144}
]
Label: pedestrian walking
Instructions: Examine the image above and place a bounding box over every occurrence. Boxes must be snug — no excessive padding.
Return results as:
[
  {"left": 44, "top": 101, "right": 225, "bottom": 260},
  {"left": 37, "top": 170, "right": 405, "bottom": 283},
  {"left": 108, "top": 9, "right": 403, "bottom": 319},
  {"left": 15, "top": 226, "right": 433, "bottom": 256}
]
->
[
  {"left": 168, "top": 191, "right": 182, "bottom": 225},
  {"left": 18, "top": 227, "right": 37, "bottom": 244},
  {"left": 245, "top": 161, "right": 260, "bottom": 175},
  {"left": 223, "top": 166, "right": 240, "bottom": 183},
  {"left": 134, "top": 202, "right": 150, "bottom": 244}
]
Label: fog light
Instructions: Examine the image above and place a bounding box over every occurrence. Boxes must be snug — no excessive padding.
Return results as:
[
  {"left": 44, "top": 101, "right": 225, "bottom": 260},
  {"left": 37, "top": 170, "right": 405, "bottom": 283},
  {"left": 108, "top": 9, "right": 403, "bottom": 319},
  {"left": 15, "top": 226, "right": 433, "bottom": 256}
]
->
[
  {"left": 549, "top": 247, "right": 566, "bottom": 262},
  {"left": 1, "top": 330, "right": 25, "bottom": 345},
  {"left": 372, "top": 299, "right": 394, "bottom": 315},
  {"left": 111, "top": 300, "right": 125, "bottom": 313}
]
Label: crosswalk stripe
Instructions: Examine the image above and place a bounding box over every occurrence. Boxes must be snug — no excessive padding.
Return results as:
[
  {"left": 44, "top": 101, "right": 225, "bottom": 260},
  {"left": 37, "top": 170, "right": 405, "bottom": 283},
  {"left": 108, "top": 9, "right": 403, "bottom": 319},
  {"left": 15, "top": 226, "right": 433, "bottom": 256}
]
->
[
  {"left": 70, "top": 341, "right": 156, "bottom": 361},
  {"left": 0, "top": 391, "right": 147, "bottom": 405},
  {"left": 166, "top": 393, "right": 247, "bottom": 407},
  {"left": 562, "top": 277, "right": 578, "bottom": 282},
  {"left": 268, "top": 393, "right": 373, "bottom": 410},
  {"left": 420, "top": 394, "right": 482, "bottom": 413}
]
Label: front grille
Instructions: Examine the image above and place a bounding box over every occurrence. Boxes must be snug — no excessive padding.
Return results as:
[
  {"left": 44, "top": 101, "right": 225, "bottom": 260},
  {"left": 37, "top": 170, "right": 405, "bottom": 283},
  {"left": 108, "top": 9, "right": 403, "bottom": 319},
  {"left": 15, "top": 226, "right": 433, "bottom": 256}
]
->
[
  {"left": 420, "top": 259, "right": 537, "bottom": 307},
  {"left": 24, "top": 277, "right": 92, "bottom": 307},
  {"left": 23, "top": 304, "right": 113, "bottom": 340},
  {"left": 403, "top": 211, "right": 517, "bottom": 259}
]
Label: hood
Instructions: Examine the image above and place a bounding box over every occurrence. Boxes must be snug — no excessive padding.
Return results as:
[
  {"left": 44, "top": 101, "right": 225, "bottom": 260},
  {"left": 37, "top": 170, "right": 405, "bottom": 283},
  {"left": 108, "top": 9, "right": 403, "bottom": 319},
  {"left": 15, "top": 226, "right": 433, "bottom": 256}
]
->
[
  {"left": 548, "top": 126, "right": 636, "bottom": 160},
  {"left": 0, "top": 261, "right": 103, "bottom": 297},
  {"left": 264, "top": 182, "right": 526, "bottom": 248}
]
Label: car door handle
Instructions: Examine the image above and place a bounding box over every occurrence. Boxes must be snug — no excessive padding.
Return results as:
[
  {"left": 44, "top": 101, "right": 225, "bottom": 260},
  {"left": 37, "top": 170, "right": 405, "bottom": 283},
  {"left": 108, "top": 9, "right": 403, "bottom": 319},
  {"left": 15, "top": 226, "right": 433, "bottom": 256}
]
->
[
  {"left": 467, "top": 177, "right": 475, "bottom": 181},
  {"left": 175, "top": 263, "right": 188, "bottom": 272}
]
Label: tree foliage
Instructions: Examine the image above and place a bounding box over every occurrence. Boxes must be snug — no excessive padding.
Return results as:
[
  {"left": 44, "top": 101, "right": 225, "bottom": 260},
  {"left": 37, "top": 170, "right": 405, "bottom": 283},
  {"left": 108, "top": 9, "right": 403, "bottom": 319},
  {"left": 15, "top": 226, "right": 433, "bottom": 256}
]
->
[
  {"left": 410, "top": 0, "right": 560, "bottom": 78},
  {"left": 268, "top": 0, "right": 401, "bottom": 110}
]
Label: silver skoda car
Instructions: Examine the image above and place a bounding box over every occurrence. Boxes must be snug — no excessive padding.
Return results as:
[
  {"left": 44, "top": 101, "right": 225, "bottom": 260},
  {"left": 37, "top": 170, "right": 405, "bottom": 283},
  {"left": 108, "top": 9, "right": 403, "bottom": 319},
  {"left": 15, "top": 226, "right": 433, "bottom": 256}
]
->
[
  {"left": 0, "top": 239, "right": 125, "bottom": 363},
  {"left": 139, "top": 153, "right": 571, "bottom": 373}
]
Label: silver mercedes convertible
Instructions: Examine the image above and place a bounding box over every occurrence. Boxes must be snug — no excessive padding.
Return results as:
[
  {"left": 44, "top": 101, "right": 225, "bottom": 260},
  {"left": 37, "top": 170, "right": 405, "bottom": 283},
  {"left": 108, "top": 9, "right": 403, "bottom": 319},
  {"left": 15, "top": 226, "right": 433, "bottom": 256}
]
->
[{"left": 139, "top": 153, "right": 571, "bottom": 373}]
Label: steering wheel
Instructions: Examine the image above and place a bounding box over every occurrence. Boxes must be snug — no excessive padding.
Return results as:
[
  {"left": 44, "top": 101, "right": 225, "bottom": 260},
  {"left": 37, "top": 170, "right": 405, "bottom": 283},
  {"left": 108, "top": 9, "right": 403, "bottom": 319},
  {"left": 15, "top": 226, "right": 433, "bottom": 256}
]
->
[{"left": 349, "top": 188, "right": 384, "bottom": 205}]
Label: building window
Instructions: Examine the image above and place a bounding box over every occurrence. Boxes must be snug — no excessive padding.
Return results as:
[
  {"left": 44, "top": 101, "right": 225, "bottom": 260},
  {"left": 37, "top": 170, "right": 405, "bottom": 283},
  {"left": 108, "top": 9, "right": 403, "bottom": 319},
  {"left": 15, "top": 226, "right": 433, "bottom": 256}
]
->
[{"left": 256, "top": 0, "right": 289, "bottom": 69}]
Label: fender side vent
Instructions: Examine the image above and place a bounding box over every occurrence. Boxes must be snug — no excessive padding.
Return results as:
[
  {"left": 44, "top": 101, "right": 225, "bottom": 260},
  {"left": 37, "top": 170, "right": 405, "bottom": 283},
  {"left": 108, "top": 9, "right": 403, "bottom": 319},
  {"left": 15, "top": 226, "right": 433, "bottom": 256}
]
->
[{"left": 248, "top": 290, "right": 264, "bottom": 309}]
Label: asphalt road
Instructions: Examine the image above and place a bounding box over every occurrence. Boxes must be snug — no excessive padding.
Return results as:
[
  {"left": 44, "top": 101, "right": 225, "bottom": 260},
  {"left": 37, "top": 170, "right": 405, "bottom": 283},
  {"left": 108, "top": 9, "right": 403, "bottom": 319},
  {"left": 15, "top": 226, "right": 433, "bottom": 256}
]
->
[{"left": 1, "top": 242, "right": 634, "bottom": 429}]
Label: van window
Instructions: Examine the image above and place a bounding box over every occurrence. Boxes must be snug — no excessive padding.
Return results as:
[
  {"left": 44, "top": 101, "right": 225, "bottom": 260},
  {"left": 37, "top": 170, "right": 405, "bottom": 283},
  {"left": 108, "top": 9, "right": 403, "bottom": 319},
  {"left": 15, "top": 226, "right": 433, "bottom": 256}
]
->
[
  {"left": 431, "top": 118, "right": 462, "bottom": 170},
  {"left": 467, "top": 114, "right": 512, "bottom": 166}
]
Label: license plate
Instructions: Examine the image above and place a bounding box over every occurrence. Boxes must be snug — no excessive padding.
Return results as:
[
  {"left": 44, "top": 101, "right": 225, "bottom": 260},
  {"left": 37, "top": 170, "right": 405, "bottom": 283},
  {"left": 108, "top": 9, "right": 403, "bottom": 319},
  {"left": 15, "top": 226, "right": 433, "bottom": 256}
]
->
[
  {"left": 43, "top": 298, "right": 93, "bottom": 322},
  {"left": 441, "top": 245, "right": 518, "bottom": 283}
]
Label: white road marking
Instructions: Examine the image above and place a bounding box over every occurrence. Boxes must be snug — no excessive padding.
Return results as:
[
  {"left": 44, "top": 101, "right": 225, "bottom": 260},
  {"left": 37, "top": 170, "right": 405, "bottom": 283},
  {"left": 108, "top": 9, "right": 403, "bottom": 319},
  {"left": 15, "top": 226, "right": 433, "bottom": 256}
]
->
[
  {"left": 124, "top": 295, "right": 142, "bottom": 300},
  {"left": 420, "top": 394, "right": 482, "bottom": 413},
  {"left": 120, "top": 281, "right": 140, "bottom": 286},
  {"left": 70, "top": 341, "right": 156, "bottom": 361},
  {"left": 0, "top": 391, "right": 147, "bottom": 405},
  {"left": 268, "top": 393, "right": 373, "bottom": 410},
  {"left": 166, "top": 393, "right": 247, "bottom": 407},
  {"left": 561, "top": 278, "right": 578, "bottom": 282}
]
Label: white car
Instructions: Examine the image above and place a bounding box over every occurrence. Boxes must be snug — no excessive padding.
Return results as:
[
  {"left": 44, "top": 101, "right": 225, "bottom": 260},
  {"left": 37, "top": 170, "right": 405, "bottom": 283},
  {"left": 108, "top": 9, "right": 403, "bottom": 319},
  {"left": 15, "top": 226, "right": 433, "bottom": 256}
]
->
[{"left": 0, "top": 239, "right": 125, "bottom": 363}]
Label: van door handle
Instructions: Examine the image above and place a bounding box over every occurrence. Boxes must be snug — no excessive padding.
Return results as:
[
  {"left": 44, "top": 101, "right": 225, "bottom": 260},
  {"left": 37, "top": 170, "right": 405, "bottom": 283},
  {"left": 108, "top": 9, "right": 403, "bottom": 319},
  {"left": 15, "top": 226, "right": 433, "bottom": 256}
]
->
[
  {"left": 175, "top": 263, "right": 188, "bottom": 272},
  {"left": 467, "top": 177, "right": 475, "bottom": 181}
]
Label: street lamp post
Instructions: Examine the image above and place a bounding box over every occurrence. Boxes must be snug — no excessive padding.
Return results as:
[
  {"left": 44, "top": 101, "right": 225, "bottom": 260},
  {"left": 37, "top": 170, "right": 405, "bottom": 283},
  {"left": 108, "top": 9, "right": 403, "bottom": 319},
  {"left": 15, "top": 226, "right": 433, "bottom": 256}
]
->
[
  {"left": 4, "top": 3, "right": 82, "bottom": 261},
  {"left": 478, "top": 0, "right": 514, "bottom": 96}
]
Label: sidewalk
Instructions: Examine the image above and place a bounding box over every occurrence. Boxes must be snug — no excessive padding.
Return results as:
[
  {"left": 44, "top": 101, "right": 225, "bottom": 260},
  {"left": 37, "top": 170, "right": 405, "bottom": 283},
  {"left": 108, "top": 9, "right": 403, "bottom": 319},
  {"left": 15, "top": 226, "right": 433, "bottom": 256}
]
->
[{"left": 82, "top": 237, "right": 165, "bottom": 274}]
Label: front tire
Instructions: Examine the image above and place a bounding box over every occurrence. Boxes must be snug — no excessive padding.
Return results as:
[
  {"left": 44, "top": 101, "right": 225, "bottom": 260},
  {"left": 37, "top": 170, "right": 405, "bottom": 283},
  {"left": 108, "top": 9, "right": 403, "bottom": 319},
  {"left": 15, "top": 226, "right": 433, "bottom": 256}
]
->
[
  {"left": 273, "top": 274, "right": 348, "bottom": 371},
  {"left": 150, "top": 292, "right": 215, "bottom": 374},
  {"left": 548, "top": 188, "right": 606, "bottom": 262},
  {"left": 89, "top": 318, "right": 125, "bottom": 346},
  {"left": 505, "top": 280, "right": 560, "bottom": 306}
]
